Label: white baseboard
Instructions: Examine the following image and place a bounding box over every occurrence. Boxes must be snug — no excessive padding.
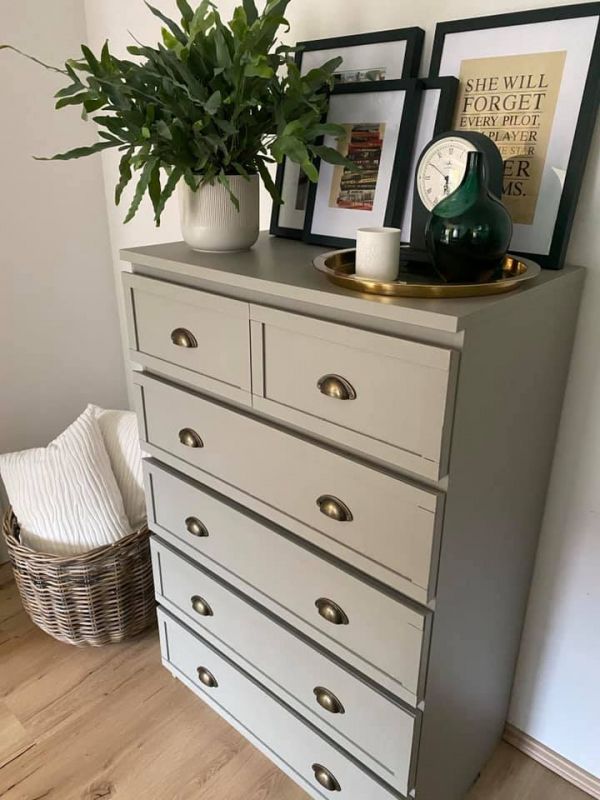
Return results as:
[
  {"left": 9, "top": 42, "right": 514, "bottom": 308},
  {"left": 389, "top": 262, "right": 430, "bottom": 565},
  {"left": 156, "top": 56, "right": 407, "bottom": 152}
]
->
[{"left": 504, "top": 723, "right": 600, "bottom": 799}]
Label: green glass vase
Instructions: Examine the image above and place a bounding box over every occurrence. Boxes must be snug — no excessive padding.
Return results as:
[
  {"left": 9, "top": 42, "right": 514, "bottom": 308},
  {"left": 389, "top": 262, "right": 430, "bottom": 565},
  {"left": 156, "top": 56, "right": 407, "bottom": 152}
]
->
[{"left": 425, "top": 151, "right": 513, "bottom": 283}]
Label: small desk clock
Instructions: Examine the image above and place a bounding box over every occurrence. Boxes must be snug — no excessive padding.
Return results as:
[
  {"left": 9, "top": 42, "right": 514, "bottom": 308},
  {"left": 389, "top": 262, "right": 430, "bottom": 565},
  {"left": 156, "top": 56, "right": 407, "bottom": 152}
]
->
[{"left": 409, "top": 130, "right": 504, "bottom": 256}]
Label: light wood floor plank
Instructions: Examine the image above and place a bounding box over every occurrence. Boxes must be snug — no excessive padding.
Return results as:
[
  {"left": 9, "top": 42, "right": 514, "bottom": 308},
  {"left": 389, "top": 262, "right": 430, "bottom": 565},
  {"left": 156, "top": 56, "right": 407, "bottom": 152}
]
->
[
  {"left": 0, "top": 702, "right": 29, "bottom": 767},
  {"left": 0, "top": 564, "right": 593, "bottom": 800},
  {"left": 468, "top": 740, "right": 591, "bottom": 800}
]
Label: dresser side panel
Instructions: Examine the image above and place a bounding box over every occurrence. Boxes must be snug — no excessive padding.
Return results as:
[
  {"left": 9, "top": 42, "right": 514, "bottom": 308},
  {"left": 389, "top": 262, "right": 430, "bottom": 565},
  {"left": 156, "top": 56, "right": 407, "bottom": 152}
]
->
[{"left": 415, "top": 270, "right": 584, "bottom": 800}]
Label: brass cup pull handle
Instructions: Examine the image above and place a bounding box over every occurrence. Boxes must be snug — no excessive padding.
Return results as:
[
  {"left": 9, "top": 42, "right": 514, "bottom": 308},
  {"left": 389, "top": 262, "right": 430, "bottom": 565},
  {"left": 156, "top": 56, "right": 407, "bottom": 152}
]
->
[
  {"left": 314, "top": 686, "right": 345, "bottom": 715},
  {"left": 171, "top": 327, "right": 198, "bottom": 348},
  {"left": 197, "top": 666, "right": 218, "bottom": 688},
  {"left": 185, "top": 516, "right": 209, "bottom": 538},
  {"left": 315, "top": 598, "right": 349, "bottom": 626},
  {"left": 317, "top": 495, "right": 353, "bottom": 523},
  {"left": 191, "top": 595, "right": 213, "bottom": 617},
  {"left": 179, "top": 428, "right": 204, "bottom": 448},
  {"left": 311, "top": 764, "right": 341, "bottom": 792},
  {"left": 317, "top": 374, "right": 356, "bottom": 401}
]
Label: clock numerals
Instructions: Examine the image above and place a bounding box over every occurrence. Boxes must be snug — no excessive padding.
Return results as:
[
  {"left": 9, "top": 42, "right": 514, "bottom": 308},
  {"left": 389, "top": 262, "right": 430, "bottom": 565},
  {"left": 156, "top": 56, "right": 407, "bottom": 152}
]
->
[{"left": 416, "top": 136, "right": 478, "bottom": 211}]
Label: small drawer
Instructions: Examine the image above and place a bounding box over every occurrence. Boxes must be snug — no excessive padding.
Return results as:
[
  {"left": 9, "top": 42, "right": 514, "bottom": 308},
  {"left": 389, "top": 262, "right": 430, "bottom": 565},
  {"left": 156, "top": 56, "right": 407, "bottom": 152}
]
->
[
  {"left": 251, "top": 306, "right": 458, "bottom": 480},
  {"left": 152, "top": 539, "right": 417, "bottom": 793},
  {"left": 122, "top": 273, "right": 251, "bottom": 403},
  {"left": 158, "top": 607, "right": 399, "bottom": 800},
  {"left": 135, "top": 374, "right": 442, "bottom": 606},
  {"left": 146, "top": 461, "right": 427, "bottom": 706}
]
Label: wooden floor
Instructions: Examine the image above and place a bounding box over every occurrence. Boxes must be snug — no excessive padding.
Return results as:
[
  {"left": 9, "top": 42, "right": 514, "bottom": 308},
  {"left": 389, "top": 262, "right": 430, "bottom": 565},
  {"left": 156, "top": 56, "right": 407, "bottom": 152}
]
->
[{"left": 0, "top": 564, "right": 591, "bottom": 800}]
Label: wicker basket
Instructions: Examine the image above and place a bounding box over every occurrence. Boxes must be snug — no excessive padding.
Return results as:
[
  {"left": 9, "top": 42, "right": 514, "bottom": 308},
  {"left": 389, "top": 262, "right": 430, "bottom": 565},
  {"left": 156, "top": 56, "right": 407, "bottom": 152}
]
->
[{"left": 3, "top": 509, "right": 156, "bottom": 646}]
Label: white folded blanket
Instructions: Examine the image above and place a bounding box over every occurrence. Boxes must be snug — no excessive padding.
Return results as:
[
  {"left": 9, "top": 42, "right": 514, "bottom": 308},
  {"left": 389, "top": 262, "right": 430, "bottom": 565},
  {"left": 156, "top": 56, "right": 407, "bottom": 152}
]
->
[{"left": 91, "top": 405, "right": 146, "bottom": 530}]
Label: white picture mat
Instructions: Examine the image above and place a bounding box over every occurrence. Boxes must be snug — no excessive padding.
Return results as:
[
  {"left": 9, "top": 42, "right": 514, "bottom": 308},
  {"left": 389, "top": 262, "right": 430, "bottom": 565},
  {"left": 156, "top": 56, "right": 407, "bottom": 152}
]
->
[
  {"left": 310, "top": 90, "right": 406, "bottom": 240},
  {"left": 278, "top": 160, "right": 305, "bottom": 229},
  {"left": 301, "top": 40, "right": 408, "bottom": 80},
  {"left": 439, "top": 16, "right": 599, "bottom": 255},
  {"left": 400, "top": 88, "right": 441, "bottom": 241}
]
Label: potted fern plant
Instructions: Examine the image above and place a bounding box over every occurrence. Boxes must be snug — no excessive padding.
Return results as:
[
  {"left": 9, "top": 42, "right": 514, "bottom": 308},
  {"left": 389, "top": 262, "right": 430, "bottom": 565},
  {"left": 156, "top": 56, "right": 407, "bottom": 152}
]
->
[{"left": 2, "top": 0, "right": 348, "bottom": 251}]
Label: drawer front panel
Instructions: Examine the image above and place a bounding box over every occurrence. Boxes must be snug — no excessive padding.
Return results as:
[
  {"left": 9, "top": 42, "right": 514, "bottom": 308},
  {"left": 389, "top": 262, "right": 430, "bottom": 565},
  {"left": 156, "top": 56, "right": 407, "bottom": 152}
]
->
[
  {"left": 136, "top": 373, "right": 440, "bottom": 604},
  {"left": 152, "top": 538, "right": 415, "bottom": 793},
  {"left": 147, "top": 461, "right": 425, "bottom": 705},
  {"left": 252, "top": 306, "right": 457, "bottom": 479},
  {"left": 158, "top": 608, "right": 398, "bottom": 800},
  {"left": 123, "top": 273, "right": 251, "bottom": 395}
]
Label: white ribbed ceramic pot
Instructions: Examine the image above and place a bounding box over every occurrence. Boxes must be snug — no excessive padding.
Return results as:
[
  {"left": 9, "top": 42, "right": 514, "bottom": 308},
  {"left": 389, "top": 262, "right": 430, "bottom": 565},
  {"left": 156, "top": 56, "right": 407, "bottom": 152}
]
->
[{"left": 179, "top": 174, "right": 259, "bottom": 252}]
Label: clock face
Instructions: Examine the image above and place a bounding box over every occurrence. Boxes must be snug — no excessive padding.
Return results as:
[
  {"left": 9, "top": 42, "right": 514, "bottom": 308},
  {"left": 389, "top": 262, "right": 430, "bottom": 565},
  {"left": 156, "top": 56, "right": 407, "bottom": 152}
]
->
[{"left": 417, "top": 136, "right": 479, "bottom": 211}]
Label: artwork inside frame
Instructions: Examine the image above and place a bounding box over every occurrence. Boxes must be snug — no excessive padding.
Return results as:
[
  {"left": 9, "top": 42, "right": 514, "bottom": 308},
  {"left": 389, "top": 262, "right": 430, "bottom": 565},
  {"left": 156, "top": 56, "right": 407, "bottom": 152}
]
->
[
  {"left": 269, "top": 27, "right": 425, "bottom": 240},
  {"left": 302, "top": 80, "right": 422, "bottom": 249},
  {"left": 329, "top": 122, "right": 387, "bottom": 212},
  {"left": 429, "top": 3, "right": 600, "bottom": 269}
]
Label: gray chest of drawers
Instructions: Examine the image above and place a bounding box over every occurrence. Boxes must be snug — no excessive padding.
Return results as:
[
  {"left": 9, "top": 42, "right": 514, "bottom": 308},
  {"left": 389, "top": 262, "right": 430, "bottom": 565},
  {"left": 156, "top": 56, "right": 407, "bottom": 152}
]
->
[{"left": 121, "top": 235, "right": 583, "bottom": 800}]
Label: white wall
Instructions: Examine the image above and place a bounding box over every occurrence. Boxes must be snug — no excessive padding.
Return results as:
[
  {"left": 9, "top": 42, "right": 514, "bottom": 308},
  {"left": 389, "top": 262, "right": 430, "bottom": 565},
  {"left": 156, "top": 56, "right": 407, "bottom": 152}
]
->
[
  {"left": 84, "top": 0, "right": 600, "bottom": 778},
  {"left": 0, "top": 0, "right": 128, "bottom": 559}
]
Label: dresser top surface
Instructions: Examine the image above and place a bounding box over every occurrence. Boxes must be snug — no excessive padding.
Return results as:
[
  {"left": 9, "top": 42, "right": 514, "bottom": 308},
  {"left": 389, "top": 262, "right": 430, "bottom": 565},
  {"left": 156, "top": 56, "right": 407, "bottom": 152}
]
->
[{"left": 121, "top": 234, "right": 584, "bottom": 333}]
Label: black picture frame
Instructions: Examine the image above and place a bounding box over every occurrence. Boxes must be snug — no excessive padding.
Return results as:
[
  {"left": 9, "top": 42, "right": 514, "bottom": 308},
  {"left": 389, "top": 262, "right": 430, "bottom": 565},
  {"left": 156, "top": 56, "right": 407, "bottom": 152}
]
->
[
  {"left": 302, "top": 79, "right": 423, "bottom": 249},
  {"left": 269, "top": 27, "right": 425, "bottom": 240},
  {"left": 299, "top": 27, "right": 425, "bottom": 80},
  {"left": 399, "top": 76, "right": 459, "bottom": 244},
  {"left": 428, "top": 3, "right": 600, "bottom": 269}
]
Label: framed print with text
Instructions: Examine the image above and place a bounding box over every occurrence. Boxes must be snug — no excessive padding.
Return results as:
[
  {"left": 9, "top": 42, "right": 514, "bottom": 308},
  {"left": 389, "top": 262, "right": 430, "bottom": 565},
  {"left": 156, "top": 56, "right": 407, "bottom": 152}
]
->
[
  {"left": 270, "top": 27, "right": 425, "bottom": 240},
  {"left": 429, "top": 3, "right": 600, "bottom": 268},
  {"left": 303, "top": 80, "right": 422, "bottom": 249}
]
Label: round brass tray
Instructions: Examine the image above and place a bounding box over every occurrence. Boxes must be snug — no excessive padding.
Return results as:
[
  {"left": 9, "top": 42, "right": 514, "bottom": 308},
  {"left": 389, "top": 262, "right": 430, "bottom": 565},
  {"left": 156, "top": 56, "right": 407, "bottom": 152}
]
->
[{"left": 313, "top": 248, "right": 541, "bottom": 298}]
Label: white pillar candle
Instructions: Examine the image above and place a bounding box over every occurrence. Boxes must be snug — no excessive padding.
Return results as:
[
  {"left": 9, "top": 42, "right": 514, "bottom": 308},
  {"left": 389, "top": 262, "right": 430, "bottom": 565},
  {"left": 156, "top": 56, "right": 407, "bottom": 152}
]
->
[{"left": 355, "top": 227, "right": 401, "bottom": 282}]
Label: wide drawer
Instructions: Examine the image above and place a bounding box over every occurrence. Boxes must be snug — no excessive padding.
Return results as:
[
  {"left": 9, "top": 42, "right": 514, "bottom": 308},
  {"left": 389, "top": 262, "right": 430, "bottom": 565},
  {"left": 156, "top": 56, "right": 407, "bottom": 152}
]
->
[
  {"left": 251, "top": 305, "right": 458, "bottom": 480},
  {"left": 152, "top": 538, "right": 417, "bottom": 793},
  {"left": 123, "top": 273, "right": 252, "bottom": 404},
  {"left": 146, "top": 460, "right": 427, "bottom": 705},
  {"left": 158, "top": 607, "right": 399, "bottom": 800},
  {"left": 135, "top": 373, "right": 442, "bottom": 605}
]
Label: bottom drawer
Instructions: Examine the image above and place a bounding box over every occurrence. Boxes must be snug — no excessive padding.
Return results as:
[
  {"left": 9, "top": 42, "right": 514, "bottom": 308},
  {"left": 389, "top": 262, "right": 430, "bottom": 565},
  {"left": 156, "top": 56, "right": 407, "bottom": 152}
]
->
[{"left": 158, "top": 608, "right": 399, "bottom": 800}]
